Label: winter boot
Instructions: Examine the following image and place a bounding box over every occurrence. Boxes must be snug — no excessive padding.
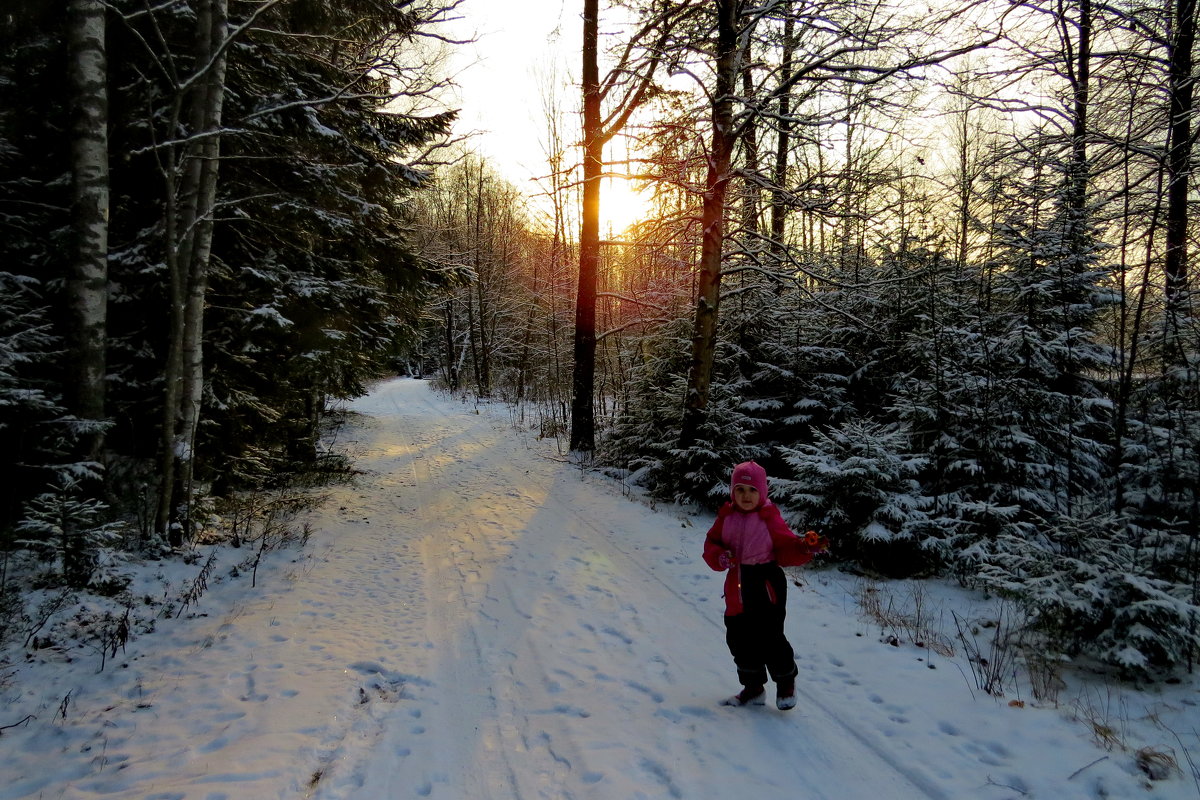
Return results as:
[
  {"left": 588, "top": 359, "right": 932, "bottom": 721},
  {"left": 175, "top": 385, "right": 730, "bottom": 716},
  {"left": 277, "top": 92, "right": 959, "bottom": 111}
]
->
[
  {"left": 775, "top": 677, "right": 796, "bottom": 710},
  {"left": 721, "top": 685, "right": 766, "bottom": 706}
]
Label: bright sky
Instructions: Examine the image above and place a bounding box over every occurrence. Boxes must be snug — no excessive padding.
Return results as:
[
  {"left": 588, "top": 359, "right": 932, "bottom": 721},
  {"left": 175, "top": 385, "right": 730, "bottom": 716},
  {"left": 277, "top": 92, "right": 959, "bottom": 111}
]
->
[
  {"left": 444, "top": 0, "right": 652, "bottom": 234},
  {"left": 446, "top": 0, "right": 578, "bottom": 187}
]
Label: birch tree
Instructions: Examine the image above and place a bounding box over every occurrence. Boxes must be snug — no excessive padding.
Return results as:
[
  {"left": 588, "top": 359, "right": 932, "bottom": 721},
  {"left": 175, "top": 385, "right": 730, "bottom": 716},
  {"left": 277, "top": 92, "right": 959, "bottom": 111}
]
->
[
  {"left": 66, "top": 0, "right": 110, "bottom": 463},
  {"left": 0, "top": 0, "right": 462, "bottom": 569},
  {"left": 155, "top": 0, "right": 232, "bottom": 544},
  {"left": 0, "top": 5, "right": 110, "bottom": 555}
]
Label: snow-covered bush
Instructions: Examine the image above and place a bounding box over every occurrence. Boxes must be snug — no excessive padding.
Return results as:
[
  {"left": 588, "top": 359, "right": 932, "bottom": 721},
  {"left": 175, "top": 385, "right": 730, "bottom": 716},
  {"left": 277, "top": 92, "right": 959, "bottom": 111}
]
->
[
  {"left": 938, "top": 501, "right": 1037, "bottom": 586},
  {"left": 1094, "top": 573, "right": 1200, "bottom": 674},
  {"left": 977, "top": 514, "right": 1200, "bottom": 677},
  {"left": 15, "top": 479, "right": 124, "bottom": 589},
  {"left": 0, "top": 272, "right": 96, "bottom": 543},
  {"left": 604, "top": 373, "right": 765, "bottom": 506},
  {"left": 773, "top": 421, "right": 937, "bottom": 576},
  {"left": 598, "top": 315, "right": 769, "bottom": 507}
]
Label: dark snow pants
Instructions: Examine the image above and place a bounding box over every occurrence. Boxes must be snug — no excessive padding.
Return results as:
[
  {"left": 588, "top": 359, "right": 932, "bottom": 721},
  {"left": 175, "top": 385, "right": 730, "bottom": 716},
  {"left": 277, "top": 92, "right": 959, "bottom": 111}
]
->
[{"left": 724, "top": 562, "right": 798, "bottom": 689}]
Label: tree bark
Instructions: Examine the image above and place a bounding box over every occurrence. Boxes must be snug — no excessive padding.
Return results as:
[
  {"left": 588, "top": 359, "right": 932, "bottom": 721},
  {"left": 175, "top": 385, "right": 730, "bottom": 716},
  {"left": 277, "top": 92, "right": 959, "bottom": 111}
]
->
[
  {"left": 472, "top": 161, "right": 492, "bottom": 395},
  {"left": 66, "top": 0, "right": 109, "bottom": 461},
  {"left": 444, "top": 300, "right": 459, "bottom": 390},
  {"left": 740, "top": 63, "right": 760, "bottom": 240},
  {"left": 156, "top": 0, "right": 229, "bottom": 544},
  {"left": 1066, "top": 0, "right": 1091, "bottom": 218},
  {"left": 1062, "top": 0, "right": 1092, "bottom": 517},
  {"left": 570, "top": 0, "right": 602, "bottom": 453},
  {"left": 1165, "top": 0, "right": 1196, "bottom": 318},
  {"left": 768, "top": 9, "right": 794, "bottom": 262},
  {"left": 177, "top": 0, "right": 228, "bottom": 515},
  {"left": 568, "top": 0, "right": 677, "bottom": 453},
  {"left": 679, "top": 0, "right": 740, "bottom": 448}
]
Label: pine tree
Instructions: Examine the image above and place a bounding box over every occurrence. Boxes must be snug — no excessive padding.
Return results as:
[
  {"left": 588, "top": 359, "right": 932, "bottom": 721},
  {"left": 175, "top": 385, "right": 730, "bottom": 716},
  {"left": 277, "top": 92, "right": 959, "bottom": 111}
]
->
[{"left": 774, "top": 421, "right": 933, "bottom": 575}]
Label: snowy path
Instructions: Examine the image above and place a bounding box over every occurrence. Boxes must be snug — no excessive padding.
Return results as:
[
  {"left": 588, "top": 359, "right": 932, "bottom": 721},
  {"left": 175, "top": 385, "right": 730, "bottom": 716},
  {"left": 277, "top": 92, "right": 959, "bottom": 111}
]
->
[
  {"left": 9, "top": 377, "right": 1195, "bottom": 800},
  {"left": 308, "top": 379, "right": 946, "bottom": 800}
]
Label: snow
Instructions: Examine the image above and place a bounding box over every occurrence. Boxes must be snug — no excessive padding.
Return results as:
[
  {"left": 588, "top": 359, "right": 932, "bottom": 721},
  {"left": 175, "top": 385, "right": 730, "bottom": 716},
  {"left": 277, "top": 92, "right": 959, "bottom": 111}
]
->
[{"left": 3, "top": 377, "right": 1199, "bottom": 800}]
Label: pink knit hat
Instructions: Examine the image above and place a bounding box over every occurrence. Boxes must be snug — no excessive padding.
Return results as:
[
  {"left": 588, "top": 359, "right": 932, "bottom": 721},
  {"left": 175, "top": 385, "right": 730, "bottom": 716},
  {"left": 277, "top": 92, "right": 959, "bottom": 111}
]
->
[{"left": 730, "top": 461, "right": 768, "bottom": 502}]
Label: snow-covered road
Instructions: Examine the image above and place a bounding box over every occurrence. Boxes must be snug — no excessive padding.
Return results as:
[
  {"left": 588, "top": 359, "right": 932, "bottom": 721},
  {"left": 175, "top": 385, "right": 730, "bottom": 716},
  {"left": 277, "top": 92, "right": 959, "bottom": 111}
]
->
[
  {"left": 8, "top": 377, "right": 1194, "bottom": 800},
  {"left": 320, "top": 378, "right": 944, "bottom": 800},
  {"left": 304, "top": 376, "right": 950, "bottom": 800}
]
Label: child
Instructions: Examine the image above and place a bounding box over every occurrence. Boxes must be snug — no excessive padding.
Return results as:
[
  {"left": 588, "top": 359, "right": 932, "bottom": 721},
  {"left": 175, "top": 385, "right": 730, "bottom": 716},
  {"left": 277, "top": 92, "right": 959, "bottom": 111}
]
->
[{"left": 703, "top": 461, "right": 821, "bottom": 710}]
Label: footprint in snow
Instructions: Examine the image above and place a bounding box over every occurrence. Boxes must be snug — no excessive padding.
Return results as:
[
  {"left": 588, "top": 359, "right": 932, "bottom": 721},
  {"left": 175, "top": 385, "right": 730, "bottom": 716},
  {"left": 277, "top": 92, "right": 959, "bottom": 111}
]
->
[
  {"left": 600, "top": 626, "right": 633, "bottom": 645},
  {"left": 625, "top": 680, "right": 665, "bottom": 703},
  {"left": 679, "top": 705, "right": 717, "bottom": 718}
]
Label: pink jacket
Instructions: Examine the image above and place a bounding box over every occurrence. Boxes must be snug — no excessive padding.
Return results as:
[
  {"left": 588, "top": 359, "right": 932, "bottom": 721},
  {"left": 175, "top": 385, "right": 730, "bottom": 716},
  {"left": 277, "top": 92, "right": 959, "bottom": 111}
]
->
[{"left": 703, "top": 502, "right": 816, "bottom": 615}]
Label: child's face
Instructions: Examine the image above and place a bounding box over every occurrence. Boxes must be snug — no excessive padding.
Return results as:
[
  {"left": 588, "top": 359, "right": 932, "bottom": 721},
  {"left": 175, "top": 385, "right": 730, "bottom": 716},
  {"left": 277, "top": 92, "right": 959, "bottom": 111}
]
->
[{"left": 733, "top": 483, "right": 760, "bottom": 512}]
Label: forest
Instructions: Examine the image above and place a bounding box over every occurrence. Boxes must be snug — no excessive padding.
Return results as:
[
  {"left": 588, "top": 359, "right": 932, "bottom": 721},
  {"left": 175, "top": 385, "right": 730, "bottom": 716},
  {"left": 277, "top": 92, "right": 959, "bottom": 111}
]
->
[{"left": 1, "top": 0, "right": 1198, "bottom": 680}]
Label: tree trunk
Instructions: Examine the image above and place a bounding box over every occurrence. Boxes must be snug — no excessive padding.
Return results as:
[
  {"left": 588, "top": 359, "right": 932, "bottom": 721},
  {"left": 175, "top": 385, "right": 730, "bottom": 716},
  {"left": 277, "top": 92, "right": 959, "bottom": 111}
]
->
[
  {"left": 472, "top": 163, "right": 492, "bottom": 395},
  {"left": 1165, "top": 0, "right": 1196, "bottom": 319},
  {"left": 570, "top": 0, "right": 602, "bottom": 453},
  {"left": 567, "top": 0, "right": 676, "bottom": 451},
  {"left": 769, "top": 10, "right": 794, "bottom": 262},
  {"left": 176, "top": 0, "right": 228, "bottom": 518},
  {"left": 841, "top": 88, "right": 857, "bottom": 277},
  {"left": 679, "top": 0, "right": 740, "bottom": 448},
  {"left": 740, "top": 64, "right": 760, "bottom": 241},
  {"left": 953, "top": 102, "right": 971, "bottom": 268},
  {"left": 66, "top": 0, "right": 109, "bottom": 461},
  {"left": 1066, "top": 0, "right": 1091, "bottom": 218},
  {"left": 467, "top": 286, "right": 482, "bottom": 391},
  {"left": 156, "top": 0, "right": 228, "bottom": 544},
  {"left": 1063, "top": 0, "right": 1092, "bottom": 517},
  {"left": 155, "top": 175, "right": 186, "bottom": 542},
  {"left": 443, "top": 300, "right": 459, "bottom": 390}
]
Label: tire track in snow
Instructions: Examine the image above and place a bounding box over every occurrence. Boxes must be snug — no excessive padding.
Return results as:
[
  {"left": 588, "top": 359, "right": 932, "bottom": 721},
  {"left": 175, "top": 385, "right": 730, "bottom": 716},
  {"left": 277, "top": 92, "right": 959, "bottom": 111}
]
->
[
  {"left": 395, "top": 385, "right": 949, "bottom": 799},
  {"left": 361, "top": 384, "right": 586, "bottom": 798},
  {"left": 339, "top": 380, "right": 949, "bottom": 800},
  {"left": 528, "top": 479, "right": 953, "bottom": 800}
]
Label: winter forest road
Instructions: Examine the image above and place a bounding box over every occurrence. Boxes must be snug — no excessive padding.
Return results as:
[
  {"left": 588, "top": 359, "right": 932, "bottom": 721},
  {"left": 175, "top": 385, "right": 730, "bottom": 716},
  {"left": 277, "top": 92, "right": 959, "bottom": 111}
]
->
[{"left": 307, "top": 379, "right": 948, "bottom": 800}]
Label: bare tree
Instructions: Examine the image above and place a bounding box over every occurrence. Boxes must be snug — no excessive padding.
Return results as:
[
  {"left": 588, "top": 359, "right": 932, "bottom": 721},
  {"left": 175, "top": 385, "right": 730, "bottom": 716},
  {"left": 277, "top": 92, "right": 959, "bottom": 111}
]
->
[
  {"left": 572, "top": 0, "right": 604, "bottom": 452},
  {"left": 679, "top": 0, "right": 741, "bottom": 448},
  {"left": 668, "top": 0, "right": 994, "bottom": 447},
  {"left": 571, "top": 0, "right": 681, "bottom": 452},
  {"left": 768, "top": 8, "right": 795, "bottom": 263},
  {"left": 1164, "top": 0, "right": 1196, "bottom": 322}
]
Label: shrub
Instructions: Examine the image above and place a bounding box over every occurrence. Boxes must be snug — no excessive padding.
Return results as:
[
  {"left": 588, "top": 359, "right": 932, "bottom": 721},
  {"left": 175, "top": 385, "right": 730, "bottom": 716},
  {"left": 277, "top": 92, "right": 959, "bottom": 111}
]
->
[{"left": 774, "top": 421, "right": 937, "bottom": 576}]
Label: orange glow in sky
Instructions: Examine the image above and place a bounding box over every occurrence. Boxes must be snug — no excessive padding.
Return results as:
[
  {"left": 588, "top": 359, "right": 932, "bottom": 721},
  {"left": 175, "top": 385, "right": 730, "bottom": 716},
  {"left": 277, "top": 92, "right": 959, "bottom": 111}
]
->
[
  {"left": 443, "top": 3, "right": 660, "bottom": 235},
  {"left": 599, "top": 177, "right": 652, "bottom": 236}
]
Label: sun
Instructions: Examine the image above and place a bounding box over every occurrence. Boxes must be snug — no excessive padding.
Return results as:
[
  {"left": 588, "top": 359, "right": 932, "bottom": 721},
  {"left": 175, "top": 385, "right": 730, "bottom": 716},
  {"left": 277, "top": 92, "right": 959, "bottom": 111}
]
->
[{"left": 599, "top": 177, "right": 652, "bottom": 237}]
